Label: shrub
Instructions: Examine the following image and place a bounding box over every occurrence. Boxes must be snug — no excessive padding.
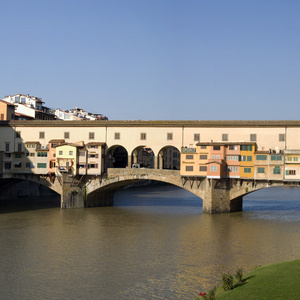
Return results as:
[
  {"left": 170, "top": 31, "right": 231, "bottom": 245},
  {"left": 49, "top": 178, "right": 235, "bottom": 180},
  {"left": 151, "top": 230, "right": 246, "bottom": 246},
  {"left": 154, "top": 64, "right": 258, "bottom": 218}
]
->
[
  {"left": 222, "top": 272, "right": 234, "bottom": 291},
  {"left": 235, "top": 267, "right": 244, "bottom": 284},
  {"left": 203, "top": 287, "right": 216, "bottom": 300}
]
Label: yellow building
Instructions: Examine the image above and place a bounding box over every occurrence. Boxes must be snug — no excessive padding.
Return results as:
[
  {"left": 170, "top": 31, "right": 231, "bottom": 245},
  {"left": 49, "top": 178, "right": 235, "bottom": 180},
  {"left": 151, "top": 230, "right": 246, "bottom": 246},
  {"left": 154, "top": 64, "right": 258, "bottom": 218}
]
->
[
  {"left": 56, "top": 143, "right": 82, "bottom": 176},
  {"left": 180, "top": 147, "right": 198, "bottom": 176},
  {"left": 239, "top": 143, "right": 256, "bottom": 178}
]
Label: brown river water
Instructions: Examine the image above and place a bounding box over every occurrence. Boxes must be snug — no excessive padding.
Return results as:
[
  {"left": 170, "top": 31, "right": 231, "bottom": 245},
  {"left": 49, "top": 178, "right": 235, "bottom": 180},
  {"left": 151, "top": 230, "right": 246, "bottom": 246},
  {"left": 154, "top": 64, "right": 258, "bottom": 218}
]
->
[{"left": 0, "top": 184, "right": 300, "bottom": 299}]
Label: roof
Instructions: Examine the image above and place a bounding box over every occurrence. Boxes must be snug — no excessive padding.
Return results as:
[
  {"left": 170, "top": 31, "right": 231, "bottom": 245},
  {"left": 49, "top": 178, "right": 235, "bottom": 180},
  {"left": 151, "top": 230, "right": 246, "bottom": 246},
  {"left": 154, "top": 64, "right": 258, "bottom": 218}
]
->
[
  {"left": 49, "top": 139, "right": 65, "bottom": 143},
  {"left": 24, "top": 141, "right": 40, "bottom": 144},
  {"left": 57, "top": 142, "right": 84, "bottom": 148},
  {"left": 0, "top": 100, "right": 16, "bottom": 106},
  {"left": 4, "top": 120, "right": 300, "bottom": 128},
  {"left": 86, "top": 142, "right": 105, "bottom": 146}
]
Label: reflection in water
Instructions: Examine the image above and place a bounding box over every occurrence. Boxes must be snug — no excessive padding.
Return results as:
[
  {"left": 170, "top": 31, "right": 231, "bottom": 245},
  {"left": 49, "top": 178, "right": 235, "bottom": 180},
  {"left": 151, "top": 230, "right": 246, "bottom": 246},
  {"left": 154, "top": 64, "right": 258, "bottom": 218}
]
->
[{"left": 0, "top": 185, "right": 299, "bottom": 299}]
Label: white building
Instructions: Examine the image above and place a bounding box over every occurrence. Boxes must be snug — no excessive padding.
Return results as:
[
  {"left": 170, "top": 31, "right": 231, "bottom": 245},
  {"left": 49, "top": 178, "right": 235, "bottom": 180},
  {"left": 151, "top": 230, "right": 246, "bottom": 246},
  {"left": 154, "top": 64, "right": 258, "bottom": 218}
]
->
[{"left": 2, "top": 94, "right": 55, "bottom": 120}]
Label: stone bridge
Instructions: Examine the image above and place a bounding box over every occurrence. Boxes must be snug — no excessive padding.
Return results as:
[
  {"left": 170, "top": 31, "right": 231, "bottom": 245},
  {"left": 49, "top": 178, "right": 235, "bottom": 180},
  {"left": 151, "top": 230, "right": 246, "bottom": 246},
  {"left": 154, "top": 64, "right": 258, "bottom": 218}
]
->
[
  {"left": 73, "top": 168, "right": 284, "bottom": 213},
  {"left": 0, "top": 169, "right": 287, "bottom": 213}
]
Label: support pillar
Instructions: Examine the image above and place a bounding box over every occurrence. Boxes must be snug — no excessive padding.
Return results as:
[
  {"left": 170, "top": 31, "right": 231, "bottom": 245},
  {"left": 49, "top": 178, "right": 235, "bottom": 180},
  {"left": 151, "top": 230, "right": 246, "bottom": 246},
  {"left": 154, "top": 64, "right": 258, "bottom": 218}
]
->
[
  {"left": 158, "top": 154, "right": 163, "bottom": 169},
  {"left": 128, "top": 155, "right": 132, "bottom": 168},
  {"left": 202, "top": 178, "right": 242, "bottom": 214},
  {"left": 61, "top": 174, "right": 84, "bottom": 208},
  {"left": 154, "top": 156, "right": 158, "bottom": 169}
]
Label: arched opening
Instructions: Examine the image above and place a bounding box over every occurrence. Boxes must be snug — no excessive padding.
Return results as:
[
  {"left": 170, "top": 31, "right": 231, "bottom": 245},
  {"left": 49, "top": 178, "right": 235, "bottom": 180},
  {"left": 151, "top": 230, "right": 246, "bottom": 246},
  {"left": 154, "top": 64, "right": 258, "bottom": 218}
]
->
[
  {"left": 114, "top": 180, "right": 202, "bottom": 206},
  {"left": 243, "top": 185, "right": 300, "bottom": 212},
  {"left": 0, "top": 178, "right": 60, "bottom": 211},
  {"left": 158, "top": 146, "right": 181, "bottom": 170},
  {"left": 131, "top": 146, "right": 155, "bottom": 169},
  {"left": 106, "top": 145, "right": 128, "bottom": 169}
]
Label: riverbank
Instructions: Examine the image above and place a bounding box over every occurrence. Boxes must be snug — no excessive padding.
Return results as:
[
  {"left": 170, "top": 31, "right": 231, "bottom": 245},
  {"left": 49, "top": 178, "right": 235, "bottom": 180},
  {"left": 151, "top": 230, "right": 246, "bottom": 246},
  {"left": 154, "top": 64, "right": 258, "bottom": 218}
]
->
[{"left": 213, "top": 260, "right": 300, "bottom": 299}]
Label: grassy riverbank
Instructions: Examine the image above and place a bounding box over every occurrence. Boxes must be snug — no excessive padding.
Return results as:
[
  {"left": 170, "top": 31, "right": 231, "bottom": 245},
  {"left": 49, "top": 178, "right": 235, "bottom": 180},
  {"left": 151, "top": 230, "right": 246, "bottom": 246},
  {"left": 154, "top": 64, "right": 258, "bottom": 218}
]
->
[{"left": 214, "top": 260, "right": 300, "bottom": 299}]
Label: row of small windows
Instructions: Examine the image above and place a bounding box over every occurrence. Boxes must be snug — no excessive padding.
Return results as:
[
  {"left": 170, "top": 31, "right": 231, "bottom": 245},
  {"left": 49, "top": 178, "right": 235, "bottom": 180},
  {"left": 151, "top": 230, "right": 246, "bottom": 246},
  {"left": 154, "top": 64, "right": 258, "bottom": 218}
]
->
[
  {"left": 15, "top": 132, "right": 287, "bottom": 142},
  {"left": 36, "top": 132, "right": 176, "bottom": 141},
  {"left": 186, "top": 154, "right": 284, "bottom": 161},
  {"left": 185, "top": 166, "right": 283, "bottom": 174}
]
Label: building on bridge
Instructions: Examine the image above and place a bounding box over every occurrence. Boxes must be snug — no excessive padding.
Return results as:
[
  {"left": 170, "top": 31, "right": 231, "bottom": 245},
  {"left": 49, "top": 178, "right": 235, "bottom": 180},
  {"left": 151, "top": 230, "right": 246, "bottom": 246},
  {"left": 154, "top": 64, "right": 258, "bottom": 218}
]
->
[{"left": 180, "top": 141, "right": 288, "bottom": 181}]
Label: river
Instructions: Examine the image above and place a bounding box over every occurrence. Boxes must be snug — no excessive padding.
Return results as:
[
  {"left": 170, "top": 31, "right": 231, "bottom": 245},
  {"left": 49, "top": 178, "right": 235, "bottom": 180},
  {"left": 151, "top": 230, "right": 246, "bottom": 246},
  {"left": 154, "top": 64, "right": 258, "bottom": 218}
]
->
[{"left": 0, "top": 183, "right": 300, "bottom": 299}]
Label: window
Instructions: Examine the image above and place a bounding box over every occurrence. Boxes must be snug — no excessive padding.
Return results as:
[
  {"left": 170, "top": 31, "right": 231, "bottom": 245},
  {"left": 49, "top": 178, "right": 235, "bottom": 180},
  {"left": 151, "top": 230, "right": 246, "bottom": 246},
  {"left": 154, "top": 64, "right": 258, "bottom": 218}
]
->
[
  {"left": 279, "top": 134, "right": 285, "bottom": 142},
  {"left": 229, "top": 145, "right": 237, "bottom": 150},
  {"left": 216, "top": 155, "right": 220, "bottom": 159},
  {"left": 199, "top": 166, "right": 207, "bottom": 171},
  {"left": 222, "top": 134, "right": 228, "bottom": 141},
  {"left": 140, "top": 133, "right": 146, "bottom": 140},
  {"left": 241, "top": 145, "right": 252, "bottom": 151},
  {"left": 14, "top": 162, "right": 22, "bottom": 168},
  {"left": 287, "top": 157, "right": 292, "bottom": 161},
  {"left": 273, "top": 166, "right": 281, "bottom": 174},
  {"left": 114, "top": 132, "right": 120, "bottom": 140},
  {"left": 69, "top": 151, "right": 73, "bottom": 155},
  {"left": 271, "top": 155, "right": 282, "bottom": 161},
  {"left": 16, "top": 131, "right": 21, "bottom": 138},
  {"left": 213, "top": 146, "right": 220, "bottom": 151},
  {"left": 199, "top": 155, "right": 207, "bottom": 159},
  {"left": 79, "top": 151, "right": 85, "bottom": 156},
  {"left": 250, "top": 134, "right": 257, "bottom": 141},
  {"left": 247, "top": 156, "right": 252, "bottom": 161},
  {"left": 37, "top": 152, "right": 47, "bottom": 157},
  {"left": 228, "top": 155, "right": 239, "bottom": 161},
  {"left": 15, "top": 153, "right": 22, "bottom": 158},
  {"left": 244, "top": 168, "right": 251, "bottom": 173},
  {"left": 185, "top": 166, "right": 193, "bottom": 171},
  {"left": 50, "top": 161, "right": 55, "bottom": 168},
  {"left": 37, "top": 163, "right": 47, "bottom": 168},
  {"left": 194, "top": 134, "right": 200, "bottom": 142},
  {"left": 26, "top": 163, "right": 34, "bottom": 168},
  {"left": 241, "top": 156, "right": 246, "bottom": 161},
  {"left": 30, "top": 153, "right": 35, "bottom": 157},
  {"left": 5, "top": 143, "right": 9, "bottom": 152},
  {"left": 257, "top": 167, "right": 265, "bottom": 174},
  {"left": 228, "top": 166, "right": 238, "bottom": 172},
  {"left": 59, "top": 151, "right": 63, "bottom": 155},
  {"left": 211, "top": 155, "right": 215, "bottom": 159},
  {"left": 186, "top": 154, "right": 194, "bottom": 159},
  {"left": 200, "top": 146, "right": 207, "bottom": 149},
  {"left": 89, "top": 163, "right": 98, "bottom": 168},
  {"left": 256, "top": 155, "right": 267, "bottom": 160},
  {"left": 39, "top": 131, "right": 45, "bottom": 139},
  {"left": 293, "top": 157, "right": 298, "bottom": 161},
  {"left": 4, "top": 162, "right": 11, "bottom": 169},
  {"left": 64, "top": 132, "right": 70, "bottom": 139},
  {"left": 286, "top": 170, "right": 296, "bottom": 175},
  {"left": 210, "top": 166, "right": 217, "bottom": 172},
  {"left": 89, "top": 132, "right": 95, "bottom": 140},
  {"left": 17, "top": 143, "right": 22, "bottom": 152},
  {"left": 167, "top": 133, "right": 173, "bottom": 140}
]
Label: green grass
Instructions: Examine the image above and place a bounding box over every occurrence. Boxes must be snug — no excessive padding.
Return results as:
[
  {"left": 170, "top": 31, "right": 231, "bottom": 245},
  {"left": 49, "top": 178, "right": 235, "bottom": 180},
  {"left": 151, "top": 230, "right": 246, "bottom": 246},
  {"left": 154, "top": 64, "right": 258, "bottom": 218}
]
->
[{"left": 215, "top": 260, "right": 300, "bottom": 299}]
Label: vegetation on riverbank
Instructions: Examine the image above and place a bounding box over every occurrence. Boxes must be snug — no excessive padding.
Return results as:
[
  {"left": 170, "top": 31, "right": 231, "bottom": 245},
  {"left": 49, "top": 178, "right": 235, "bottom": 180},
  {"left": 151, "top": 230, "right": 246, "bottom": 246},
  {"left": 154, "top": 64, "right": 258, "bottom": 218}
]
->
[{"left": 195, "top": 260, "right": 300, "bottom": 300}]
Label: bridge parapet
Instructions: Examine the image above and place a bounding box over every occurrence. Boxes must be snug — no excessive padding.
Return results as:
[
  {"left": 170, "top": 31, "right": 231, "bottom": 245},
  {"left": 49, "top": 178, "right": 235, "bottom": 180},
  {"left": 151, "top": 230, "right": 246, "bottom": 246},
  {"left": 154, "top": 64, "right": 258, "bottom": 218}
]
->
[{"left": 107, "top": 168, "right": 180, "bottom": 178}]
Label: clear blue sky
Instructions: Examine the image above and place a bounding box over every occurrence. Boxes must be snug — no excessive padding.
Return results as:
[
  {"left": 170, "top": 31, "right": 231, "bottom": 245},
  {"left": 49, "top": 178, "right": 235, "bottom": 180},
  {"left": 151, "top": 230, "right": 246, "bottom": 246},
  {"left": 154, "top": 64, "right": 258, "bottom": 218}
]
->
[{"left": 1, "top": 0, "right": 300, "bottom": 120}]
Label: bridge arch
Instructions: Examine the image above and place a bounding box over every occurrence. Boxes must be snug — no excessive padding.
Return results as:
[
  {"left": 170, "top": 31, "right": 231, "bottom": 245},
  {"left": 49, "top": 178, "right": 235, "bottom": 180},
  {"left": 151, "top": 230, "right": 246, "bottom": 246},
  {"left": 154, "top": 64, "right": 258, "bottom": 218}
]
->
[
  {"left": 0, "top": 174, "right": 61, "bottom": 200},
  {"left": 158, "top": 145, "right": 181, "bottom": 170},
  {"left": 131, "top": 145, "right": 155, "bottom": 169},
  {"left": 106, "top": 145, "right": 129, "bottom": 168}
]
